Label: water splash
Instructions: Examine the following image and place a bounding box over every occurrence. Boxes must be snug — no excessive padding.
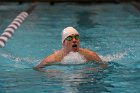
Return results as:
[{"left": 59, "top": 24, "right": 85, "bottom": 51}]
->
[
  {"left": 0, "top": 52, "right": 41, "bottom": 63},
  {"left": 61, "top": 52, "right": 86, "bottom": 64},
  {"left": 99, "top": 52, "right": 127, "bottom": 62},
  {"left": 0, "top": 51, "right": 127, "bottom": 65}
]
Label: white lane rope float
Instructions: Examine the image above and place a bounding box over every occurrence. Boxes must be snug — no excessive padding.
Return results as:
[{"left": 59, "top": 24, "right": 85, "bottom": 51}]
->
[{"left": 0, "top": 4, "right": 36, "bottom": 48}]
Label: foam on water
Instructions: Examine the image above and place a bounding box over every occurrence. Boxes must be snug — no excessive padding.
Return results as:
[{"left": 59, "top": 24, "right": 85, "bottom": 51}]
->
[
  {"left": 0, "top": 52, "right": 40, "bottom": 63},
  {"left": 61, "top": 51, "right": 127, "bottom": 65},
  {"left": 0, "top": 51, "right": 127, "bottom": 65},
  {"left": 61, "top": 52, "right": 86, "bottom": 64},
  {"left": 99, "top": 52, "right": 127, "bottom": 62}
]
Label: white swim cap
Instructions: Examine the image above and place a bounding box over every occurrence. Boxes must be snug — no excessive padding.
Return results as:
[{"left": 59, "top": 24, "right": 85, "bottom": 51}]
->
[{"left": 61, "top": 27, "right": 79, "bottom": 43}]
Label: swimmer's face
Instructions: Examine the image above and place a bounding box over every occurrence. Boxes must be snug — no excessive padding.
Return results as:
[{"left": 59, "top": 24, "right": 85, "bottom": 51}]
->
[{"left": 63, "top": 34, "right": 80, "bottom": 52}]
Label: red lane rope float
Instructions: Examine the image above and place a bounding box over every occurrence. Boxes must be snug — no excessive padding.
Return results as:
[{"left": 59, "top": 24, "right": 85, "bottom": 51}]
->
[{"left": 0, "top": 4, "right": 36, "bottom": 47}]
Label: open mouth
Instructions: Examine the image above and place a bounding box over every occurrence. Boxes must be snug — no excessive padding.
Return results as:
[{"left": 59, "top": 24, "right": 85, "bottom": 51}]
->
[{"left": 72, "top": 44, "right": 77, "bottom": 47}]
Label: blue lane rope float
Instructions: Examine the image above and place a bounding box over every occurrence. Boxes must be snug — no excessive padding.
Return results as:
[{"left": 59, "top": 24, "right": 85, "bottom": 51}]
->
[{"left": 0, "top": 3, "right": 36, "bottom": 48}]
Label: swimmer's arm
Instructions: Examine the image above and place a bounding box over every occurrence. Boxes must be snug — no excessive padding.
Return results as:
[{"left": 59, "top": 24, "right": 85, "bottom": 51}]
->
[{"left": 33, "top": 55, "right": 55, "bottom": 72}]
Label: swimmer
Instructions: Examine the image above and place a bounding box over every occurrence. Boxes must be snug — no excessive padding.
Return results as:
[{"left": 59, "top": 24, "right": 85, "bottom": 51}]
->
[{"left": 33, "top": 27, "right": 107, "bottom": 72}]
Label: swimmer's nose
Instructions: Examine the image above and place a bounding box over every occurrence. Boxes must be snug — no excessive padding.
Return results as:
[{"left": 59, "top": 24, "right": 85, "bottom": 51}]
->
[{"left": 72, "top": 38, "right": 77, "bottom": 43}]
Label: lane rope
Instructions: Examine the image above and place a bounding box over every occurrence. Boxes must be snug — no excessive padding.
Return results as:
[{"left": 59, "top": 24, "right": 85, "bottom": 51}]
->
[{"left": 0, "top": 3, "right": 36, "bottom": 48}]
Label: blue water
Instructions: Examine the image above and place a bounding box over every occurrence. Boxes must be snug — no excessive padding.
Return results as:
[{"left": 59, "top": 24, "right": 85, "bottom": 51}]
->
[{"left": 0, "top": 2, "right": 140, "bottom": 93}]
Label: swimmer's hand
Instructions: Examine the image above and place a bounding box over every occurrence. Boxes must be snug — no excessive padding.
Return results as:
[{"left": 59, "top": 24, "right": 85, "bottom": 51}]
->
[
  {"left": 33, "top": 67, "right": 46, "bottom": 72},
  {"left": 86, "top": 61, "right": 107, "bottom": 72},
  {"left": 99, "top": 61, "right": 107, "bottom": 68}
]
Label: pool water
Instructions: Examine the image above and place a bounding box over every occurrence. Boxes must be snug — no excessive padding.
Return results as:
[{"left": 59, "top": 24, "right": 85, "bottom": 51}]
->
[{"left": 0, "top": 2, "right": 140, "bottom": 93}]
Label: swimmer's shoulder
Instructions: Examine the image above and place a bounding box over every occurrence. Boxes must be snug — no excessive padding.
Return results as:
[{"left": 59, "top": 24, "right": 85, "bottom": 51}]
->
[
  {"left": 79, "top": 48, "right": 102, "bottom": 62},
  {"left": 43, "top": 53, "right": 56, "bottom": 63},
  {"left": 53, "top": 50, "right": 64, "bottom": 62},
  {"left": 79, "top": 48, "right": 96, "bottom": 54},
  {"left": 79, "top": 48, "right": 97, "bottom": 61}
]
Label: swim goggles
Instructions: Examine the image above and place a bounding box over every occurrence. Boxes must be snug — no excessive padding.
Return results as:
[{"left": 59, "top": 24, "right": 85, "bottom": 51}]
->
[{"left": 65, "top": 35, "right": 79, "bottom": 41}]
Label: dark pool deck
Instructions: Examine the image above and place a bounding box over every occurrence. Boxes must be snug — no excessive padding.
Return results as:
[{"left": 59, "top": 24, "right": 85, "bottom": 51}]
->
[{"left": 0, "top": 0, "right": 139, "bottom": 3}]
